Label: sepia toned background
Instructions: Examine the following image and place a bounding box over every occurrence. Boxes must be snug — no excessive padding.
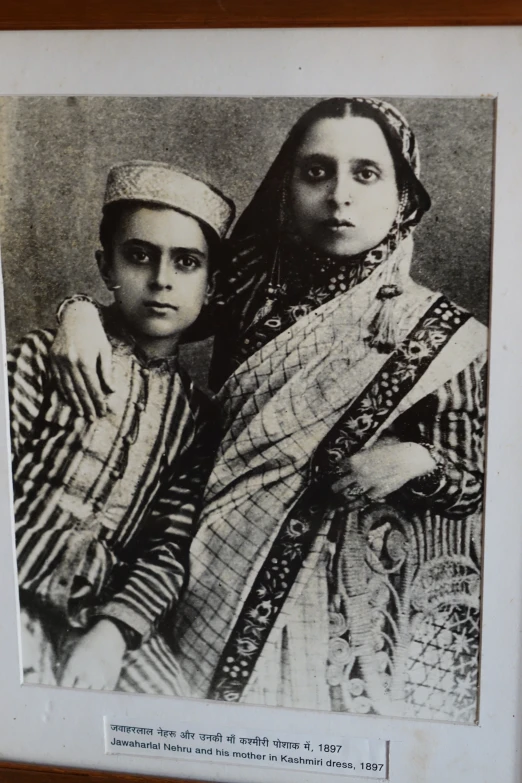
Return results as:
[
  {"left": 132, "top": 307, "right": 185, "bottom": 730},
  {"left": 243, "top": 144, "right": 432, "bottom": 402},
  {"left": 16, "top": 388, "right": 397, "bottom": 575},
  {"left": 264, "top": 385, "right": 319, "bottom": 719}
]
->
[{"left": 0, "top": 96, "right": 494, "bottom": 386}]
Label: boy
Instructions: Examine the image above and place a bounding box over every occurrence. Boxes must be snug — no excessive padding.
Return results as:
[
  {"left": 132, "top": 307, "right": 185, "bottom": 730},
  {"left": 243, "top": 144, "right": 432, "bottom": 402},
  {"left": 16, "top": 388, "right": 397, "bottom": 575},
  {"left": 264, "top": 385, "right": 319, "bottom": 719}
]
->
[{"left": 8, "top": 160, "right": 234, "bottom": 694}]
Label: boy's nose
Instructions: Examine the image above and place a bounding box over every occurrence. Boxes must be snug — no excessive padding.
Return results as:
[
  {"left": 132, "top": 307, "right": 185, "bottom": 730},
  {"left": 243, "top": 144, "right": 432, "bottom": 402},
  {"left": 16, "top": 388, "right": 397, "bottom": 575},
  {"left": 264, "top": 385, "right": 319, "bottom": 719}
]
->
[{"left": 151, "top": 256, "right": 174, "bottom": 290}]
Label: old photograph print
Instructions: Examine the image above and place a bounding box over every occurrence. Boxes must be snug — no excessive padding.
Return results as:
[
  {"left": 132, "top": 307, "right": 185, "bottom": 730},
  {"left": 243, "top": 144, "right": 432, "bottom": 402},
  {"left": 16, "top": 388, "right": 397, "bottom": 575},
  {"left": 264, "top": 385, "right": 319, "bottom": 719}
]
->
[{"left": 0, "top": 96, "right": 493, "bottom": 723}]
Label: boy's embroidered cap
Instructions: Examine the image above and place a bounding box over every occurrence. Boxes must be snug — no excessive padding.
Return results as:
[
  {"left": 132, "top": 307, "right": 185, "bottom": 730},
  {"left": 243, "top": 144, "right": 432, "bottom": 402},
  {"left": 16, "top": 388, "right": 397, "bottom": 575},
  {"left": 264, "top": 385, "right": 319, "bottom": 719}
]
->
[{"left": 104, "top": 161, "right": 235, "bottom": 240}]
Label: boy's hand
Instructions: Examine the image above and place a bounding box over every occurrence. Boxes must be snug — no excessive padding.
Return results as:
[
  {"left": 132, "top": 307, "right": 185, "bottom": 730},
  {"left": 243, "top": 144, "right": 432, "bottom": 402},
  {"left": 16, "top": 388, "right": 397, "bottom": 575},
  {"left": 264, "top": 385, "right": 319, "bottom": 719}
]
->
[
  {"left": 51, "top": 300, "right": 114, "bottom": 420},
  {"left": 60, "top": 619, "right": 126, "bottom": 691}
]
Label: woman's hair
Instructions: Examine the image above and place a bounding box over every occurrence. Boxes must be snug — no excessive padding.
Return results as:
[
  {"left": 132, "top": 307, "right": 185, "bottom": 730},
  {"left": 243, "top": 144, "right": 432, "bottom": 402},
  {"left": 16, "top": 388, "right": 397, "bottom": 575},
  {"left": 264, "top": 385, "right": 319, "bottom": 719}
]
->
[
  {"left": 99, "top": 200, "right": 222, "bottom": 274},
  {"left": 230, "top": 97, "right": 430, "bottom": 247}
]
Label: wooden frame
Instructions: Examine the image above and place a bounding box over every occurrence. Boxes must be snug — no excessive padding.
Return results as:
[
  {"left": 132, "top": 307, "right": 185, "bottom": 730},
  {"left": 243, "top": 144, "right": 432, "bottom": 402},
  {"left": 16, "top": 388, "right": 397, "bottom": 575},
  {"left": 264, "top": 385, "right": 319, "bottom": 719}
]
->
[
  {"left": 0, "top": 0, "right": 521, "bottom": 29},
  {"left": 0, "top": 4, "right": 519, "bottom": 783}
]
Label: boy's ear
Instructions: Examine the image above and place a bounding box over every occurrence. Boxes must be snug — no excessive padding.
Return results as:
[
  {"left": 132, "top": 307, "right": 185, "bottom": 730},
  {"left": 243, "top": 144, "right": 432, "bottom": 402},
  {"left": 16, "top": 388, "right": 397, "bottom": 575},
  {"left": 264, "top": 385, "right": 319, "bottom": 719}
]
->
[{"left": 96, "top": 250, "right": 112, "bottom": 290}]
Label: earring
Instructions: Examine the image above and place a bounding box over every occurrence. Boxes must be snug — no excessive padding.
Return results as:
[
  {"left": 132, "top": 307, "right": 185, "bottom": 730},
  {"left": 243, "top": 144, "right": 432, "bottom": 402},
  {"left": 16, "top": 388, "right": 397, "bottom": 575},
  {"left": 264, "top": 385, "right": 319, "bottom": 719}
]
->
[{"left": 108, "top": 284, "right": 121, "bottom": 291}]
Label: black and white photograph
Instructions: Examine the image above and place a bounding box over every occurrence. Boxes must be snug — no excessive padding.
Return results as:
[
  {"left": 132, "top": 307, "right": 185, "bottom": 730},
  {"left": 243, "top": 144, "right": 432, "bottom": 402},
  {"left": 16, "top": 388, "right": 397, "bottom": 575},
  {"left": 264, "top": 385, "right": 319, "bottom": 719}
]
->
[{"left": 0, "top": 95, "right": 493, "bottom": 726}]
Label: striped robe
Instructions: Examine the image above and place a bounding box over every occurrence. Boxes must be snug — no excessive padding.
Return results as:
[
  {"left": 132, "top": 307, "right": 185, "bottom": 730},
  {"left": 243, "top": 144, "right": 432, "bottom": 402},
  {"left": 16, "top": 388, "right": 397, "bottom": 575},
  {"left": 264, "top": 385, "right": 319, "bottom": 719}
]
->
[{"left": 8, "top": 320, "right": 218, "bottom": 694}]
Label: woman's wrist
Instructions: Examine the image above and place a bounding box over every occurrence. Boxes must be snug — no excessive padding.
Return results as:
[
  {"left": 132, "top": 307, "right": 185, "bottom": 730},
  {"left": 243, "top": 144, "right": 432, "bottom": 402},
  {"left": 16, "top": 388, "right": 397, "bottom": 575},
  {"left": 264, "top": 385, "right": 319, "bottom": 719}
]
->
[{"left": 409, "top": 442, "right": 447, "bottom": 495}]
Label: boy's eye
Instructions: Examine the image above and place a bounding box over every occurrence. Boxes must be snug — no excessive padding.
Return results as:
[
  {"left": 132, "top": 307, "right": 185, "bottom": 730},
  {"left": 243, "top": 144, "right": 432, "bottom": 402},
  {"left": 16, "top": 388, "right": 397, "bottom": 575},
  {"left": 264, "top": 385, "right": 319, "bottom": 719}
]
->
[
  {"left": 303, "top": 164, "right": 328, "bottom": 181},
  {"left": 127, "top": 247, "right": 151, "bottom": 264}
]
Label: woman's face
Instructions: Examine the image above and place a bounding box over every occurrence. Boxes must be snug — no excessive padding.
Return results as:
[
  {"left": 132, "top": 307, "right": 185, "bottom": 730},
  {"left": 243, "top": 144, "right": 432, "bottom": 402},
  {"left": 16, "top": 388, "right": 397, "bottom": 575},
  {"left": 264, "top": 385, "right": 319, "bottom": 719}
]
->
[{"left": 290, "top": 114, "right": 400, "bottom": 258}]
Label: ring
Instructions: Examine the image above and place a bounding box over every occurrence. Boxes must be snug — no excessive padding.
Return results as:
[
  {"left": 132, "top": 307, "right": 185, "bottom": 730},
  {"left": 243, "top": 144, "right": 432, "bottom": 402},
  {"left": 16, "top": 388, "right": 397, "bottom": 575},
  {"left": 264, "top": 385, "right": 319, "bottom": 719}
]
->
[{"left": 342, "top": 482, "right": 367, "bottom": 501}]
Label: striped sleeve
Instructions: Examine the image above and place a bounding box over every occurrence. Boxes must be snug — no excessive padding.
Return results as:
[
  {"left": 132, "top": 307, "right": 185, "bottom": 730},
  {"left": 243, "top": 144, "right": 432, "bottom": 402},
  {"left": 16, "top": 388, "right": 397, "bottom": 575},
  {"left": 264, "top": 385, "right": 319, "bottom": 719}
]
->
[
  {"left": 397, "top": 351, "right": 487, "bottom": 518},
  {"left": 7, "top": 330, "right": 54, "bottom": 462},
  {"left": 97, "top": 401, "right": 221, "bottom": 647}
]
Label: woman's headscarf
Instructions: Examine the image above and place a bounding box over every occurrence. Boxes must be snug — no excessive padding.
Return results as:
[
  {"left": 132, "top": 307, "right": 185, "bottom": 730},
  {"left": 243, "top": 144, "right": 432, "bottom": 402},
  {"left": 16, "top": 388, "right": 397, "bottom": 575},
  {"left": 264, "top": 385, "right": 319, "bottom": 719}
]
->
[{"left": 209, "top": 98, "right": 432, "bottom": 387}]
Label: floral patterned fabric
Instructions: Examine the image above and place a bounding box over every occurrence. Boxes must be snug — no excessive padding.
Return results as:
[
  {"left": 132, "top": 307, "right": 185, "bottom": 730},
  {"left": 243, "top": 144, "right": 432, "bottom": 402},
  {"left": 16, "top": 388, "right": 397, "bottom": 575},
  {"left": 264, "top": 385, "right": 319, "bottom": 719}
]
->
[{"left": 326, "top": 504, "right": 481, "bottom": 721}]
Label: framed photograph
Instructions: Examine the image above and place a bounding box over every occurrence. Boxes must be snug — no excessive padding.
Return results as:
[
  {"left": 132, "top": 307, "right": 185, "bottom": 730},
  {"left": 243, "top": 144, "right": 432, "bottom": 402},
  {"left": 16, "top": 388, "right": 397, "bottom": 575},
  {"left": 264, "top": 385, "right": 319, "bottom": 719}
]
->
[{"left": 0, "top": 17, "right": 521, "bottom": 783}]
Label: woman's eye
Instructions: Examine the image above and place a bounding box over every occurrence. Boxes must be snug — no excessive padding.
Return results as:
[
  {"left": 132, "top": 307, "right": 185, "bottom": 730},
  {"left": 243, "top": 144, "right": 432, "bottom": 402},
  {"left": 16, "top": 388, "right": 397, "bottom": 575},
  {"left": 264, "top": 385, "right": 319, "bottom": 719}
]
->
[
  {"left": 177, "top": 255, "right": 201, "bottom": 270},
  {"left": 355, "top": 168, "right": 379, "bottom": 183}
]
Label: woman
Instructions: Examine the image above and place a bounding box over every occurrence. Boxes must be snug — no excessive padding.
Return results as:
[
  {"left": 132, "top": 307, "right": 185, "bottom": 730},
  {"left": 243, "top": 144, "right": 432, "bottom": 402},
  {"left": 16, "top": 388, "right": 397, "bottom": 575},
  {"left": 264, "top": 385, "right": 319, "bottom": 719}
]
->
[{"left": 52, "top": 98, "right": 487, "bottom": 722}]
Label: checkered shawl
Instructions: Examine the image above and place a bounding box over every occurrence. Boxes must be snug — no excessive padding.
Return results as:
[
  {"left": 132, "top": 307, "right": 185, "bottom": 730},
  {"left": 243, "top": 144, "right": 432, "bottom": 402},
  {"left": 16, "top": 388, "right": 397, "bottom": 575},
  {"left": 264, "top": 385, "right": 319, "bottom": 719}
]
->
[{"left": 174, "top": 236, "right": 484, "bottom": 698}]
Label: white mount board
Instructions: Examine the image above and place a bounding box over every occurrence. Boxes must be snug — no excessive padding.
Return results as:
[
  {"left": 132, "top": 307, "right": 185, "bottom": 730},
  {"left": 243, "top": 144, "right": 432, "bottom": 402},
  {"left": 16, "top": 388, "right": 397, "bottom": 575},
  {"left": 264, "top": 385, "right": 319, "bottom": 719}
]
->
[{"left": 0, "top": 25, "right": 520, "bottom": 783}]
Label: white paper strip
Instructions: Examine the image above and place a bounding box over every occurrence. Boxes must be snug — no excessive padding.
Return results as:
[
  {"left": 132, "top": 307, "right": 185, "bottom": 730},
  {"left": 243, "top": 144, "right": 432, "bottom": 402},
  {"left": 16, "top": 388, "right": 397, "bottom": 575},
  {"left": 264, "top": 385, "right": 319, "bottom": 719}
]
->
[{"left": 104, "top": 716, "right": 388, "bottom": 778}]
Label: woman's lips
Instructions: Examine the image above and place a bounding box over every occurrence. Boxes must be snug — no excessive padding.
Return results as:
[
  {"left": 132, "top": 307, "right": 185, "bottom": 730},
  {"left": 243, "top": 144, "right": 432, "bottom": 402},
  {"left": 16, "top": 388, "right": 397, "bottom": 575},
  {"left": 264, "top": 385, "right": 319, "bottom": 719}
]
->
[{"left": 321, "top": 218, "right": 355, "bottom": 233}]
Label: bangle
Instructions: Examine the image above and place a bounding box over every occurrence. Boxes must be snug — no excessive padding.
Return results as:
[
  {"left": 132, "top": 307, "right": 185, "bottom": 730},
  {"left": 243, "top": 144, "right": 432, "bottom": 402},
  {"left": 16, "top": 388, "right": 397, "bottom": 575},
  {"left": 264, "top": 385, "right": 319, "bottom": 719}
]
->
[
  {"left": 56, "top": 294, "right": 99, "bottom": 325},
  {"left": 411, "top": 442, "right": 446, "bottom": 494}
]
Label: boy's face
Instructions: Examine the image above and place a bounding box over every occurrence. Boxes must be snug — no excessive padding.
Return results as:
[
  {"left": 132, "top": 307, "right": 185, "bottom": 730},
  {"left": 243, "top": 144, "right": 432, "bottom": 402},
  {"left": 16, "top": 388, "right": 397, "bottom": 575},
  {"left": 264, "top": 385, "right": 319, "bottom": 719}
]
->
[{"left": 100, "top": 205, "right": 211, "bottom": 356}]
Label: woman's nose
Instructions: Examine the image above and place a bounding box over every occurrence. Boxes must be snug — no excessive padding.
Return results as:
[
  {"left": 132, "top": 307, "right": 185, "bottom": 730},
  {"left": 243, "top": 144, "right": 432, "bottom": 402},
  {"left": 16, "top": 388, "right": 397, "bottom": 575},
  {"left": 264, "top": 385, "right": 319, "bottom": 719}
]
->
[
  {"left": 150, "top": 256, "right": 173, "bottom": 290},
  {"left": 328, "top": 171, "right": 353, "bottom": 206}
]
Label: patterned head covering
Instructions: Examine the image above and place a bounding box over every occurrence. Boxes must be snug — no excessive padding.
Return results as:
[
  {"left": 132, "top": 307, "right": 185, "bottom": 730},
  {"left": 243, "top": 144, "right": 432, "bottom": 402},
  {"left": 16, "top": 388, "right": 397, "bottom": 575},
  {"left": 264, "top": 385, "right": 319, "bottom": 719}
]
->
[{"left": 104, "top": 160, "right": 235, "bottom": 241}]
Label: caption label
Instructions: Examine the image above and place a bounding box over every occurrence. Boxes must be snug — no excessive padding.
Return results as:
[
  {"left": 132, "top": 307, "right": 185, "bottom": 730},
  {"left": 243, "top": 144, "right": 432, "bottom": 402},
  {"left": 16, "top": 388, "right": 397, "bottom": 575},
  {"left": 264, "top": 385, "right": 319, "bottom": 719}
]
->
[{"left": 104, "top": 717, "right": 388, "bottom": 779}]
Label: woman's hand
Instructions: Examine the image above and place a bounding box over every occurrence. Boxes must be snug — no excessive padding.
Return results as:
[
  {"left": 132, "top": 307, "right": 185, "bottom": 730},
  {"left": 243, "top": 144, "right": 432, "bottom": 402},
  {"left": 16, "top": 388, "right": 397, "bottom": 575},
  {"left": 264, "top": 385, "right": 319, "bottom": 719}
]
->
[
  {"left": 332, "top": 438, "right": 436, "bottom": 502},
  {"left": 60, "top": 619, "right": 126, "bottom": 691},
  {"left": 51, "top": 301, "right": 114, "bottom": 419}
]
